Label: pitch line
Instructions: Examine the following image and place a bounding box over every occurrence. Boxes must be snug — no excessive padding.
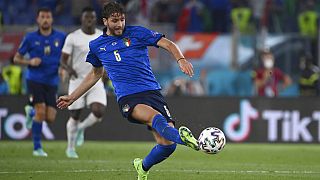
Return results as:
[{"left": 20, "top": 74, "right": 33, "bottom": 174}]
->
[{"left": 0, "top": 169, "right": 320, "bottom": 175}]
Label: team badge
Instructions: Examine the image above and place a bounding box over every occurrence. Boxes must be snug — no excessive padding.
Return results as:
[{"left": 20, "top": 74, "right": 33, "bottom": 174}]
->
[
  {"left": 122, "top": 104, "right": 130, "bottom": 113},
  {"left": 54, "top": 40, "right": 59, "bottom": 47},
  {"left": 122, "top": 38, "right": 131, "bottom": 47}
]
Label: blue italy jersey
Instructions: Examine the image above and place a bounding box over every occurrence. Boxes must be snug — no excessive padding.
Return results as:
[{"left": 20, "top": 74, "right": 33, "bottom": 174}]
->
[
  {"left": 18, "top": 29, "right": 66, "bottom": 86},
  {"left": 86, "top": 26, "right": 164, "bottom": 101}
]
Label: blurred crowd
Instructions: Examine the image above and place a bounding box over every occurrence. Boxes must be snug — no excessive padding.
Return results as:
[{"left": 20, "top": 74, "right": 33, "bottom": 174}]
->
[
  {"left": 0, "top": 0, "right": 319, "bottom": 34},
  {"left": 1, "top": 0, "right": 320, "bottom": 97}
]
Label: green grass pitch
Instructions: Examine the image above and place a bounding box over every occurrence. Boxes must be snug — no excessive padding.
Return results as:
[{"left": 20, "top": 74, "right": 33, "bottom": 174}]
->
[{"left": 0, "top": 141, "right": 319, "bottom": 180}]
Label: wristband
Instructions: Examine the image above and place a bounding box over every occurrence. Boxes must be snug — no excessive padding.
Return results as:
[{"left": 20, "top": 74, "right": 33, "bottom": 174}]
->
[{"left": 177, "top": 57, "right": 185, "bottom": 63}]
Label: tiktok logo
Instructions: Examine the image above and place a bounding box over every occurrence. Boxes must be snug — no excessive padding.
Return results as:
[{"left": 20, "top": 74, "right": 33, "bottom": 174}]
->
[{"left": 223, "top": 100, "right": 258, "bottom": 142}]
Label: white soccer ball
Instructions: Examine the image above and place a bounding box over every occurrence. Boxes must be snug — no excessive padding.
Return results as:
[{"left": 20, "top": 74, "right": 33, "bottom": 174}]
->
[{"left": 198, "top": 127, "right": 226, "bottom": 154}]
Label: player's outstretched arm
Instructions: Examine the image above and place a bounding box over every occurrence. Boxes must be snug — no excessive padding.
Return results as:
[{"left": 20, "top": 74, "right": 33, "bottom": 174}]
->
[
  {"left": 57, "top": 66, "right": 104, "bottom": 109},
  {"left": 157, "top": 37, "right": 194, "bottom": 77}
]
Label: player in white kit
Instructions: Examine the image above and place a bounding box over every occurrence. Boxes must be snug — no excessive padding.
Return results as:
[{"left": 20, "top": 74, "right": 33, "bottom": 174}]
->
[{"left": 60, "top": 7, "right": 107, "bottom": 158}]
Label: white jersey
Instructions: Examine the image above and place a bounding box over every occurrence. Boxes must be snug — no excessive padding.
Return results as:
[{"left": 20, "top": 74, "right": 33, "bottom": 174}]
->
[{"left": 62, "top": 28, "right": 102, "bottom": 80}]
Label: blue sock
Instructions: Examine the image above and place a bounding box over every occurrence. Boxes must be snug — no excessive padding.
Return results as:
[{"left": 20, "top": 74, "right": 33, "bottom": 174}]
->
[
  {"left": 142, "top": 143, "right": 177, "bottom": 171},
  {"left": 151, "top": 114, "right": 184, "bottom": 145},
  {"left": 32, "top": 120, "right": 43, "bottom": 150}
]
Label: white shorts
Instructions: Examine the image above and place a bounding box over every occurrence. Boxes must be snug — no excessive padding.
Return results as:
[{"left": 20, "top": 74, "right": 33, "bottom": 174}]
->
[{"left": 68, "top": 78, "right": 107, "bottom": 110}]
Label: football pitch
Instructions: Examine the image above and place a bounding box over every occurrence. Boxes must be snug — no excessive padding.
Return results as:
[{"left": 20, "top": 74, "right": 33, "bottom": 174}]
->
[{"left": 0, "top": 141, "right": 319, "bottom": 180}]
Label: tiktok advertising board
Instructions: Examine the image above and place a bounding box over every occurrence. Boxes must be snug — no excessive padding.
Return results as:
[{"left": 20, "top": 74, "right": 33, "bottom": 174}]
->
[{"left": 0, "top": 95, "right": 319, "bottom": 143}]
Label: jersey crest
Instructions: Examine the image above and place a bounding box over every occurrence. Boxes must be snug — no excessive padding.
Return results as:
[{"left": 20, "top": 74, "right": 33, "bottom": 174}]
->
[
  {"left": 122, "top": 37, "right": 131, "bottom": 47},
  {"left": 54, "top": 39, "right": 60, "bottom": 47}
]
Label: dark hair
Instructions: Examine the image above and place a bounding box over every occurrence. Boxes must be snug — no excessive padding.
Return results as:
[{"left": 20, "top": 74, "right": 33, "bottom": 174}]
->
[
  {"left": 82, "top": 7, "right": 95, "bottom": 14},
  {"left": 37, "top": 7, "right": 52, "bottom": 16},
  {"left": 102, "top": 1, "right": 125, "bottom": 19}
]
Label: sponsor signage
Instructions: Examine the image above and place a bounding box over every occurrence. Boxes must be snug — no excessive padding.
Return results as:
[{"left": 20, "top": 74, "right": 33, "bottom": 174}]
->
[{"left": 0, "top": 96, "right": 319, "bottom": 143}]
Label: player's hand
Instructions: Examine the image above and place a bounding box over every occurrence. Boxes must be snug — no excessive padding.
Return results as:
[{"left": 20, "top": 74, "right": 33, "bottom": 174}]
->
[
  {"left": 57, "top": 95, "right": 74, "bottom": 109},
  {"left": 178, "top": 58, "right": 194, "bottom": 77},
  {"left": 29, "top": 58, "right": 42, "bottom": 66}
]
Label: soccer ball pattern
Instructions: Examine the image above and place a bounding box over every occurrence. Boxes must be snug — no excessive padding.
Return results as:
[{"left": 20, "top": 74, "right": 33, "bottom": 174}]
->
[{"left": 198, "top": 127, "right": 226, "bottom": 154}]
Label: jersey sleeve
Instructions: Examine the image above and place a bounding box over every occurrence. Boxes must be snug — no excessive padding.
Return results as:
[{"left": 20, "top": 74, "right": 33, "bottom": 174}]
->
[
  {"left": 62, "top": 33, "right": 73, "bottom": 55},
  {"left": 17, "top": 34, "right": 30, "bottom": 55},
  {"left": 86, "top": 42, "right": 102, "bottom": 67},
  {"left": 136, "top": 26, "right": 164, "bottom": 47}
]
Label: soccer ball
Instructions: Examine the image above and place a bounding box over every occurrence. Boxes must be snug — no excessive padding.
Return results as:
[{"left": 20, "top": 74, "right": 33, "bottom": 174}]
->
[{"left": 198, "top": 127, "right": 226, "bottom": 154}]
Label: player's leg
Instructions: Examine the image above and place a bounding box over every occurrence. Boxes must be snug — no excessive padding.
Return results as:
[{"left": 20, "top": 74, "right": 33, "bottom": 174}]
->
[
  {"left": 131, "top": 104, "right": 192, "bottom": 146},
  {"left": 76, "top": 82, "right": 106, "bottom": 146},
  {"left": 65, "top": 109, "right": 81, "bottom": 158},
  {"left": 44, "top": 83, "right": 58, "bottom": 124},
  {"left": 45, "top": 106, "right": 56, "bottom": 123},
  {"left": 76, "top": 102, "right": 105, "bottom": 146},
  {"left": 65, "top": 81, "right": 86, "bottom": 158},
  {"left": 24, "top": 96, "right": 35, "bottom": 130},
  {"left": 32, "top": 103, "right": 48, "bottom": 157},
  {"left": 27, "top": 80, "right": 47, "bottom": 157}
]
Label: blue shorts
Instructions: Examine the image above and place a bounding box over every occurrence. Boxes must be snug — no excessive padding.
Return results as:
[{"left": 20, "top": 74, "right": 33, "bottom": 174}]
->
[
  {"left": 118, "top": 90, "right": 174, "bottom": 125},
  {"left": 27, "top": 80, "right": 58, "bottom": 107}
]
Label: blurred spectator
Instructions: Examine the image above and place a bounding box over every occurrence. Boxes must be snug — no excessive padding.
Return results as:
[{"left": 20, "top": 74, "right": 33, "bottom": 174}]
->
[
  {"left": 166, "top": 77, "right": 205, "bottom": 96},
  {"left": 249, "top": 0, "right": 266, "bottom": 31},
  {"left": 265, "top": 0, "right": 285, "bottom": 33},
  {"left": 166, "top": 78, "right": 188, "bottom": 96},
  {"left": 298, "top": 0, "right": 318, "bottom": 64},
  {"left": 125, "top": 0, "right": 151, "bottom": 25},
  {"left": 71, "top": 0, "right": 92, "bottom": 24},
  {"left": 177, "top": 0, "right": 208, "bottom": 32},
  {"left": 0, "top": 9, "right": 3, "bottom": 31},
  {"left": 150, "top": 0, "right": 183, "bottom": 25},
  {"left": 231, "top": 0, "right": 253, "bottom": 34},
  {"left": 204, "top": 0, "right": 231, "bottom": 32},
  {"left": 254, "top": 50, "right": 292, "bottom": 97},
  {"left": 298, "top": 55, "right": 320, "bottom": 96},
  {"left": 36, "top": 0, "right": 64, "bottom": 15},
  {"left": 282, "top": 0, "right": 299, "bottom": 32},
  {"left": 0, "top": 70, "right": 8, "bottom": 94},
  {"left": 1, "top": 56, "right": 23, "bottom": 95}
]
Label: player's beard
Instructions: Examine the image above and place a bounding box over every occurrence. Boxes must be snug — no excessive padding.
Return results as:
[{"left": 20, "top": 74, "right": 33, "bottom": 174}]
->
[
  {"left": 107, "top": 22, "right": 124, "bottom": 36},
  {"left": 40, "top": 22, "right": 51, "bottom": 31},
  {"left": 108, "top": 27, "right": 123, "bottom": 36}
]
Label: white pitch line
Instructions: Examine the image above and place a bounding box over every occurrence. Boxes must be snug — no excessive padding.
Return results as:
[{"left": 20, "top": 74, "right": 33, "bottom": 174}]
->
[{"left": 0, "top": 169, "right": 320, "bottom": 175}]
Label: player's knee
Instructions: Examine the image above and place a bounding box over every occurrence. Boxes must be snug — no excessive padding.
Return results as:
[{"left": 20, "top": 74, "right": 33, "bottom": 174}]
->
[
  {"left": 69, "top": 110, "right": 81, "bottom": 120},
  {"left": 35, "top": 109, "right": 46, "bottom": 120},
  {"left": 46, "top": 116, "right": 55, "bottom": 123},
  {"left": 91, "top": 106, "right": 105, "bottom": 118},
  {"left": 92, "top": 110, "right": 104, "bottom": 118}
]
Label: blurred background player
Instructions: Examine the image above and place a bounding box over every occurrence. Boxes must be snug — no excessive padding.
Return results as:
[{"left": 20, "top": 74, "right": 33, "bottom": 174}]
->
[
  {"left": 57, "top": 2, "right": 198, "bottom": 179},
  {"left": 13, "top": 7, "right": 66, "bottom": 157},
  {"left": 60, "top": 7, "right": 106, "bottom": 159}
]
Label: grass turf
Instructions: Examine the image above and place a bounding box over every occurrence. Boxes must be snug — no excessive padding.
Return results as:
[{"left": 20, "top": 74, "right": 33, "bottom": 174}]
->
[{"left": 0, "top": 141, "right": 319, "bottom": 180}]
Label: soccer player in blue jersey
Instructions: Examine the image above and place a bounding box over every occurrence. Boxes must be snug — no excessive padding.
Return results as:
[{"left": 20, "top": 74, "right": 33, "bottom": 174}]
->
[
  {"left": 57, "top": 2, "right": 198, "bottom": 179},
  {"left": 14, "top": 7, "right": 66, "bottom": 157}
]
